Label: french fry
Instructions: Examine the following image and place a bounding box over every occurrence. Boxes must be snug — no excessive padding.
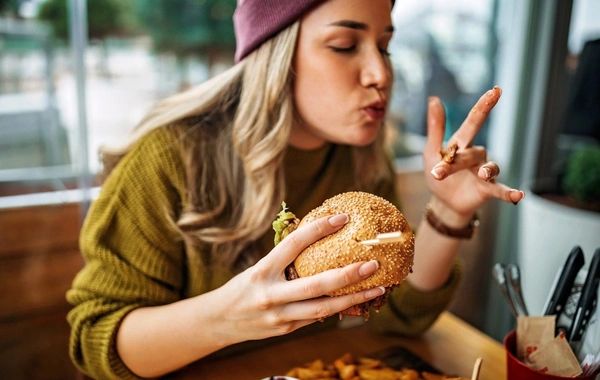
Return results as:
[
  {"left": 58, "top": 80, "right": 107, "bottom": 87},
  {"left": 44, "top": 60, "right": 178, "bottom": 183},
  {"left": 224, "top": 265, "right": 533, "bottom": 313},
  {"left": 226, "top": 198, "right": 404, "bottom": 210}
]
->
[
  {"left": 286, "top": 368, "right": 300, "bottom": 377},
  {"left": 296, "top": 368, "right": 334, "bottom": 379},
  {"left": 421, "top": 372, "right": 448, "bottom": 380},
  {"left": 308, "top": 359, "right": 325, "bottom": 371},
  {"left": 339, "top": 353, "right": 355, "bottom": 364},
  {"left": 399, "top": 368, "right": 420, "bottom": 380},
  {"left": 334, "top": 359, "right": 348, "bottom": 373},
  {"left": 358, "top": 368, "right": 399, "bottom": 380},
  {"left": 338, "top": 364, "right": 357, "bottom": 380},
  {"left": 357, "top": 357, "right": 383, "bottom": 369},
  {"left": 283, "top": 352, "right": 465, "bottom": 380}
]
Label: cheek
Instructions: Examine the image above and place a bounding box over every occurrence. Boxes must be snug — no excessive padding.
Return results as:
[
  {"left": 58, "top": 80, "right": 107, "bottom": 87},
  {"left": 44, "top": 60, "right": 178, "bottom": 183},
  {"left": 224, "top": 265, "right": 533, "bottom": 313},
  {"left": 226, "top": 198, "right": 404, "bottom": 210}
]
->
[
  {"left": 294, "top": 81, "right": 330, "bottom": 124},
  {"left": 294, "top": 58, "right": 352, "bottom": 125}
]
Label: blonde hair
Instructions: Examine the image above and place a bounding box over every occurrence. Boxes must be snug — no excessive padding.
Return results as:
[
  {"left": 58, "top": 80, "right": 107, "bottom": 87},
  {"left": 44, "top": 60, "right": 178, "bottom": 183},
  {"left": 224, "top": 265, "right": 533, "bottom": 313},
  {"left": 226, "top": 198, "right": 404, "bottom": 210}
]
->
[{"left": 102, "top": 21, "right": 393, "bottom": 270}]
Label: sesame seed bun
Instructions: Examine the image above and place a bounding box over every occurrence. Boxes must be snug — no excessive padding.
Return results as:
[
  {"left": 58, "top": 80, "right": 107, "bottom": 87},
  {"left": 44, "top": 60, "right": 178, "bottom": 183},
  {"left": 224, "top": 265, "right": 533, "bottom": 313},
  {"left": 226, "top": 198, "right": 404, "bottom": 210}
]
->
[{"left": 293, "top": 191, "right": 414, "bottom": 316}]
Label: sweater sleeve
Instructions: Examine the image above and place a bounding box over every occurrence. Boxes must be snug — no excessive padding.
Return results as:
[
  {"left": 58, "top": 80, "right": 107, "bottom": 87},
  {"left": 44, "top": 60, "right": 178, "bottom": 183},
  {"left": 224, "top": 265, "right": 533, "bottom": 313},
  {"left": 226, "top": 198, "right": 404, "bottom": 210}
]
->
[
  {"left": 66, "top": 127, "right": 188, "bottom": 380},
  {"left": 367, "top": 156, "right": 463, "bottom": 336},
  {"left": 366, "top": 262, "right": 462, "bottom": 336}
]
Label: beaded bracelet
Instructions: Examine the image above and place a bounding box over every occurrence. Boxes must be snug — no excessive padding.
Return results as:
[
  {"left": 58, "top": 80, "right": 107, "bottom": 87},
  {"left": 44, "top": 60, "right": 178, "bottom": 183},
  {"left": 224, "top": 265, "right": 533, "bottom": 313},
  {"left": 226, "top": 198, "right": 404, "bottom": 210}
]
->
[{"left": 424, "top": 203, "right": 479, "bottom": 239}]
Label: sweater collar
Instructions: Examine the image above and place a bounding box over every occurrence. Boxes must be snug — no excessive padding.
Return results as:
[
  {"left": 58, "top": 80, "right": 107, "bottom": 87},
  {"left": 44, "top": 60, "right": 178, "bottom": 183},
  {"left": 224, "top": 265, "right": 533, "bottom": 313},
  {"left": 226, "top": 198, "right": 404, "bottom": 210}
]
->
[{"left": 284, "top": 142, "right": 334, "bottom": 182}]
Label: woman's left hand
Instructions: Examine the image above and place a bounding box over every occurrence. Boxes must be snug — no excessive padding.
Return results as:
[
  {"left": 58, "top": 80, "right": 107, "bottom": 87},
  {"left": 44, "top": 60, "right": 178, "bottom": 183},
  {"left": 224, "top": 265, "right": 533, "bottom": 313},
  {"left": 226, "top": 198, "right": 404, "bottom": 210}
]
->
[{"left": 423, "top": 86, "right": 525, "bottom": 219}]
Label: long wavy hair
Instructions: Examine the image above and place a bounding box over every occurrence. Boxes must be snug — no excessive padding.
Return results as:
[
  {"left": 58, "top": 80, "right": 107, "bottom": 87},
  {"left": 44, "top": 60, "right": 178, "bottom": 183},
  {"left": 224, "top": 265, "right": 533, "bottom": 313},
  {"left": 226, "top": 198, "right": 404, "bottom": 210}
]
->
[{"left": 100, "top": 21, "right": 393, "bottom": 270}]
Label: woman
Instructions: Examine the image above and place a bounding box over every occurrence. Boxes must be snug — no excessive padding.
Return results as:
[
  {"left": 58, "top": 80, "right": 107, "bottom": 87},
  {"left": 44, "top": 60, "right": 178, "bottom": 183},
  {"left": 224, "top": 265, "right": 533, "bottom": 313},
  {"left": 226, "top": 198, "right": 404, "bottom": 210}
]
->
[{"left": 67, "top": 0, "right": 525, "bottom": 378}]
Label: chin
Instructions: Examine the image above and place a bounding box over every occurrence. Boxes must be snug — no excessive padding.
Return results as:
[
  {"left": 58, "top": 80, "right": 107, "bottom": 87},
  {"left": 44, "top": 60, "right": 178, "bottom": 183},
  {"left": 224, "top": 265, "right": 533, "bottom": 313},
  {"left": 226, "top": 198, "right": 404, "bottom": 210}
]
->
[
  {"left": 355, "top": 136, "right": 379, "bottom": 147},
  {"left": 297, "top": 120, "right": 382, "bottom": 147},
  {"left": 347, "top": 127, "right": 381, "bottom": 147}
]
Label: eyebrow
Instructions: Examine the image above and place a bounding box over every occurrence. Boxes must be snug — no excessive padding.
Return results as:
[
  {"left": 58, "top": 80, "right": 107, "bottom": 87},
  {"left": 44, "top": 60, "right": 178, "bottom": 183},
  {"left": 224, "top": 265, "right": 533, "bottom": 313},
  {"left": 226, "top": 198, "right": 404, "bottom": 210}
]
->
[{"left": 328, "top": 20, "right": 394, "bottom": 33}]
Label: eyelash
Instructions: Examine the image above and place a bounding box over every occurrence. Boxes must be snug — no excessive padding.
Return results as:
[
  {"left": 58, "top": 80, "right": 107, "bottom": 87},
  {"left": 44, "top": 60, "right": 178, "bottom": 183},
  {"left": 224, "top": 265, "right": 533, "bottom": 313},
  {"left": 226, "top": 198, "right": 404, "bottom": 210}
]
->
[
  {"left": 331, "top": 46, "right": 356, "bottom": 53},
  {"left": 330, "top": 46, "right": 391, "bottom": 56}
]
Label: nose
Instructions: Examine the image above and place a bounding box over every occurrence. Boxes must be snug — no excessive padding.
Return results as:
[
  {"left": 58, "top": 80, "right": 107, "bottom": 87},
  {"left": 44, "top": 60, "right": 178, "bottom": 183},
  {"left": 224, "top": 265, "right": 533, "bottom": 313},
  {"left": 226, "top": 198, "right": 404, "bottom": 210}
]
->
[{"left": 360, "top": 50, "right": 392, "bottom": 90}]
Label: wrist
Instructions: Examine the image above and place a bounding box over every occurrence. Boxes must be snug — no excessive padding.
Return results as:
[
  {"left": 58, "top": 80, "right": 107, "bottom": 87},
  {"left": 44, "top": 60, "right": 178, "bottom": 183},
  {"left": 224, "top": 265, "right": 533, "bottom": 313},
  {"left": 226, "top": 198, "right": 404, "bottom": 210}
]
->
[
  {"left": 428, "top": 199, "right": 474, "bottom": 228},
  {"left": 424, "top": 200, "right": 479, "bottom": 239},
  {"left": 193, "top": 290, "right": 237, "bottom": 350}
]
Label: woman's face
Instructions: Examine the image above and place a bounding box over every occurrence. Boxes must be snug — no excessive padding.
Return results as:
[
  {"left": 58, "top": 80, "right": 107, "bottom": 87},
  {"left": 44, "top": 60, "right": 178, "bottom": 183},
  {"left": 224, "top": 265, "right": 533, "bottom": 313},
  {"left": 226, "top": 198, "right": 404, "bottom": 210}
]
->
[{"left": 290, "top": 0, "right": 393, "bottom": 150}]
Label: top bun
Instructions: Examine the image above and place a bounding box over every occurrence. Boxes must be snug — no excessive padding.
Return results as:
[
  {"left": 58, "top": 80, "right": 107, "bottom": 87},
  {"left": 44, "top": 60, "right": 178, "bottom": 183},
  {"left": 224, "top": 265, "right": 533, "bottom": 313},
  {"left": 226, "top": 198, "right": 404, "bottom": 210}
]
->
[{"left": 294, "top": 191, "right": 414, "bottom": 297}]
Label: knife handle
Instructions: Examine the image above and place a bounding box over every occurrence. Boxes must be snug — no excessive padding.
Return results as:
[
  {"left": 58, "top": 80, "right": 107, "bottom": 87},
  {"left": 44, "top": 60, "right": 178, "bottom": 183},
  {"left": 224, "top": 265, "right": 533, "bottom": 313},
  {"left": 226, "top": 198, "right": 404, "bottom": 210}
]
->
[
  {"left": 505, "top": 263, "right": 529, "bottom": 316},
  {"left": 492, "top": 263, "right": 520, "bottom": 318},
  {"left": 543, "top": 246, "right": 585, "bottom": 316},
  {"left": 568, "top": 248, "right": 600, "bottom": 343}
]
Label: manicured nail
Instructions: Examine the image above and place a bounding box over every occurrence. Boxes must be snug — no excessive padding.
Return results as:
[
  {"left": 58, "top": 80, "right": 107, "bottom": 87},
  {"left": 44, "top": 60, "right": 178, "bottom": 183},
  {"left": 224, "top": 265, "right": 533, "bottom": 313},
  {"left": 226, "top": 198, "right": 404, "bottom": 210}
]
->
[
  {"left": 365, "top": 286, "right": 386, "bottom": 299},
  {"left": 481, "top": 167, "right": 491, "bottom": 181},
  {"left": 328, "top": 214, "right": 348, "bottom": 226},
  {"left": 359, "top": 260, "right": 379, "bottom": 277},
  {"left": 509, "top": 190, "right": 525, "bottom": 205},
  {"left": 431, "top": 166, "right": 447, "bottom": 180}
]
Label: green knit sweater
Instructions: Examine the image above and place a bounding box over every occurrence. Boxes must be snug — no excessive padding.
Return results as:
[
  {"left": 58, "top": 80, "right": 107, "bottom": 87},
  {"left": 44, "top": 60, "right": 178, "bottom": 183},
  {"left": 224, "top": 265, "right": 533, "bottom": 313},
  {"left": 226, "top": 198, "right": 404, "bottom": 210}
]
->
[{"left": 67, "top": 126, "right": 461, "bottom": 380}]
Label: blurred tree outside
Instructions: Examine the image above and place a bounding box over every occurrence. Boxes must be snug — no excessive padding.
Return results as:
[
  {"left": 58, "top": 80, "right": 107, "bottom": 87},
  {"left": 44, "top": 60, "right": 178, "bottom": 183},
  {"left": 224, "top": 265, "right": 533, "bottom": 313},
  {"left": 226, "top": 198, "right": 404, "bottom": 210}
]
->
[
  {"left": 0, "top": 0, "right": 25, "bottom": 17},
  {"left": 132, "top": 0, "right": 236, "bottom": 90},
  {"left": 36, "top": 0, "right": 139, "bottom": 78},
  {"left": 37, "top": 0, "right": 138, "bottom": 41}
]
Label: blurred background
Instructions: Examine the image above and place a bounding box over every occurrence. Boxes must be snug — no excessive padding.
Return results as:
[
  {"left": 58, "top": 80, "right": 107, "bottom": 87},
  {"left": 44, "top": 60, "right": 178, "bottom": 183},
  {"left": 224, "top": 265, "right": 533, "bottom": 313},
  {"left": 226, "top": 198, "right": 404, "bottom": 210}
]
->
[{"left": 0, "top": 0, "right": 598, "bottom": 378}]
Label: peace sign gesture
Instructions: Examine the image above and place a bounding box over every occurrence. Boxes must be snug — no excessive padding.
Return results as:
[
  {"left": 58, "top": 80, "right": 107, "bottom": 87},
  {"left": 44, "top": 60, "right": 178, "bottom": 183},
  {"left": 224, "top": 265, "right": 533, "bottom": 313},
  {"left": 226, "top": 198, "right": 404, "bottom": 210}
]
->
[{"left": 423, "top": 87, "right": 525, "bottom": 219}]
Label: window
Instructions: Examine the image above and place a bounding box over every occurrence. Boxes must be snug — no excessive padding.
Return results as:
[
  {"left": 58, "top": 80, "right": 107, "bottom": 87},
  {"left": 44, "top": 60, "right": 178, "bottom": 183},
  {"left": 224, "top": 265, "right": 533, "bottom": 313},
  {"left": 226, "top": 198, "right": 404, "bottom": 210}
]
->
[
  {"left": 0, "top": 13, "right": 77, "bottom": 197},
  {"left": 0, "top": 0, "right": 235, "bottom": 206},
  {"left": 541, "top": 0, "right": 600, "bottom": 182},
  {"left": 1, "top": 1, "right": 504, "bottom": 205},
  {"left": 389, "top": 0, "right": 500, "bottom": 157}
]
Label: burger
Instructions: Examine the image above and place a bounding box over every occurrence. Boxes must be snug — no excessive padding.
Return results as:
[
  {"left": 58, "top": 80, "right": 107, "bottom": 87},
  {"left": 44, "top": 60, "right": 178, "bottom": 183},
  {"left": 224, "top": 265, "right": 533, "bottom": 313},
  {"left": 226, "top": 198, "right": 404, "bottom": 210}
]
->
[{"left": 272, "top": 191, "right": 415, "bottom": 319}]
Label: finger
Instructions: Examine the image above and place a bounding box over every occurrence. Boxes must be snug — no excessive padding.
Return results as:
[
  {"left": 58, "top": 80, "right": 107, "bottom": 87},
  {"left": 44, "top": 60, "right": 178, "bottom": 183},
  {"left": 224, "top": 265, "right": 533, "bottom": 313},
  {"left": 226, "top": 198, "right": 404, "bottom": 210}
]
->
[
  {"left": 424, "top": 97, "right": 447, "bottom": 158},
  {"left": 272, "top": 260, "right": 380, "bottom": 303},
  {"left": 450, "top": 86, "right": 502, "bottom": 148},
  {"left": 281, "top": 286, "right": 386, "bottom": 321},
  {"left": 430, "top": 146, "right": 487, "bottom": 180},
  {"left": 260, "top": 214, "right": 348, "bottom": 274},
  {"left": 488, "top": 182, "right": 526, "bottom": 205},
  {"left": 278, "top": 318, "right": 322, "bottom": 334},
  {"left": 478, "top": 161, "right": 500, "bottom": 182}
]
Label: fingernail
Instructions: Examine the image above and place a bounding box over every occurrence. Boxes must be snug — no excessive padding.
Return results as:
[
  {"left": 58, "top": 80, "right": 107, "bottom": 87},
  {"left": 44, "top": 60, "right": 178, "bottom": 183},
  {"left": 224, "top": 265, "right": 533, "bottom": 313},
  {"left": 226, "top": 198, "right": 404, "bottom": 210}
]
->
[
  {"left": 509, "top": 190, "right": 524, "bottom": 205},
  {"left": 481, "top": 167, "right": 491, "bottom": 181},
  {"left": 431, "top": 166, "right": 447, "bottom": 180},
  {"left": 365, "top": 286, "right": 386, "bottom": 299},
  {"left": 428, "top": 96, "right": 436, "bottom": 106},
  {"left": 359, "top": 260, "right": 379, "bottom": 277},
  {"left": 328, "top": 214, "right": 348, "bottom": 226}
]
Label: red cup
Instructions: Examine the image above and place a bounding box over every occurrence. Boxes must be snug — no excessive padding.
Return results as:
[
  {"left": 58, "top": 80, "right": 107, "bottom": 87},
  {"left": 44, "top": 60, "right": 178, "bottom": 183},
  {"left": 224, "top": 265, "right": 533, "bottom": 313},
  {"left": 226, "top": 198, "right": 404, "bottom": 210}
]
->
[{"left": 504, "top": 330, "right": 595, "bottom": 380}]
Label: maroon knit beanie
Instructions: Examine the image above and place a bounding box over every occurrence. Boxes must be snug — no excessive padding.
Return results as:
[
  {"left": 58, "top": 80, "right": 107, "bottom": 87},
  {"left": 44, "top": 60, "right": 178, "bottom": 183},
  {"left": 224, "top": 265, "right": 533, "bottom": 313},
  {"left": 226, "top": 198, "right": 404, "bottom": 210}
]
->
[
  {"left": 233, "top": 0, "right": 324, "bottom": 62},
  {"left": 233, "top": 0, "right": 394, "bottom": 62}
]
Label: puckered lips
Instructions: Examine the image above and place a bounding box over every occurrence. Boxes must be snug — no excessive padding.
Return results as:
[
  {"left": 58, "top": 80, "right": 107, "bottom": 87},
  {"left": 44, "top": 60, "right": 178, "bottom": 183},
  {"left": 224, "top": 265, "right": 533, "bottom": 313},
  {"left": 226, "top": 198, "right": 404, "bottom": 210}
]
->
[{"left": 362, "top": 100, "right": 386, "bottom": 121}]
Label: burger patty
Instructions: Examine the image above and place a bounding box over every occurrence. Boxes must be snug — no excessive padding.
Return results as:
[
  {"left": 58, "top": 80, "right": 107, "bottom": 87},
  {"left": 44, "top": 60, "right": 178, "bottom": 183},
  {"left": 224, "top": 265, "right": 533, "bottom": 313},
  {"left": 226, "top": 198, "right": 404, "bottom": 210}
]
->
[{"left": 338, "top": 286, "right": 394, "bottom": 320}]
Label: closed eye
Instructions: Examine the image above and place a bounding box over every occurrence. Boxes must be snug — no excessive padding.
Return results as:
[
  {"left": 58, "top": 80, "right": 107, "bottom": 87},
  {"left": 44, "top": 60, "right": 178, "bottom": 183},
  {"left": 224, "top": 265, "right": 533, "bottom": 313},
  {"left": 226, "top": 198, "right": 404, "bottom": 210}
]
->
[{"left": 330, "top": 46, "right": 356, "bottom": 53}]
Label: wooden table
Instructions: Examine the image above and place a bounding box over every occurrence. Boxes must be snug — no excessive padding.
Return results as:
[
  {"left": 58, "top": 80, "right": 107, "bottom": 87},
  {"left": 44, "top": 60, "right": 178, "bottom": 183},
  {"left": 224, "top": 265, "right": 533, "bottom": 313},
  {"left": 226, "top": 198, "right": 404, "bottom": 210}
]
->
[{"left": 170, "top": 312, "right": 507, "bottom": 380}]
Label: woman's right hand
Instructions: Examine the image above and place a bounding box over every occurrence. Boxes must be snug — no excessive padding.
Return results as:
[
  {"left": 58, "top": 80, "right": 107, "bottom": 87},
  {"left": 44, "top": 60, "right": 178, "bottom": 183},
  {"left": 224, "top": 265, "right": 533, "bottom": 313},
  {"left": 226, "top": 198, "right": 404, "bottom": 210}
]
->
[
  {"left": 115, "top": 213, "right": 382, "bottom": 378},
  {"left": 203, "top": 213, "right": 384, "bottom": 347}
]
